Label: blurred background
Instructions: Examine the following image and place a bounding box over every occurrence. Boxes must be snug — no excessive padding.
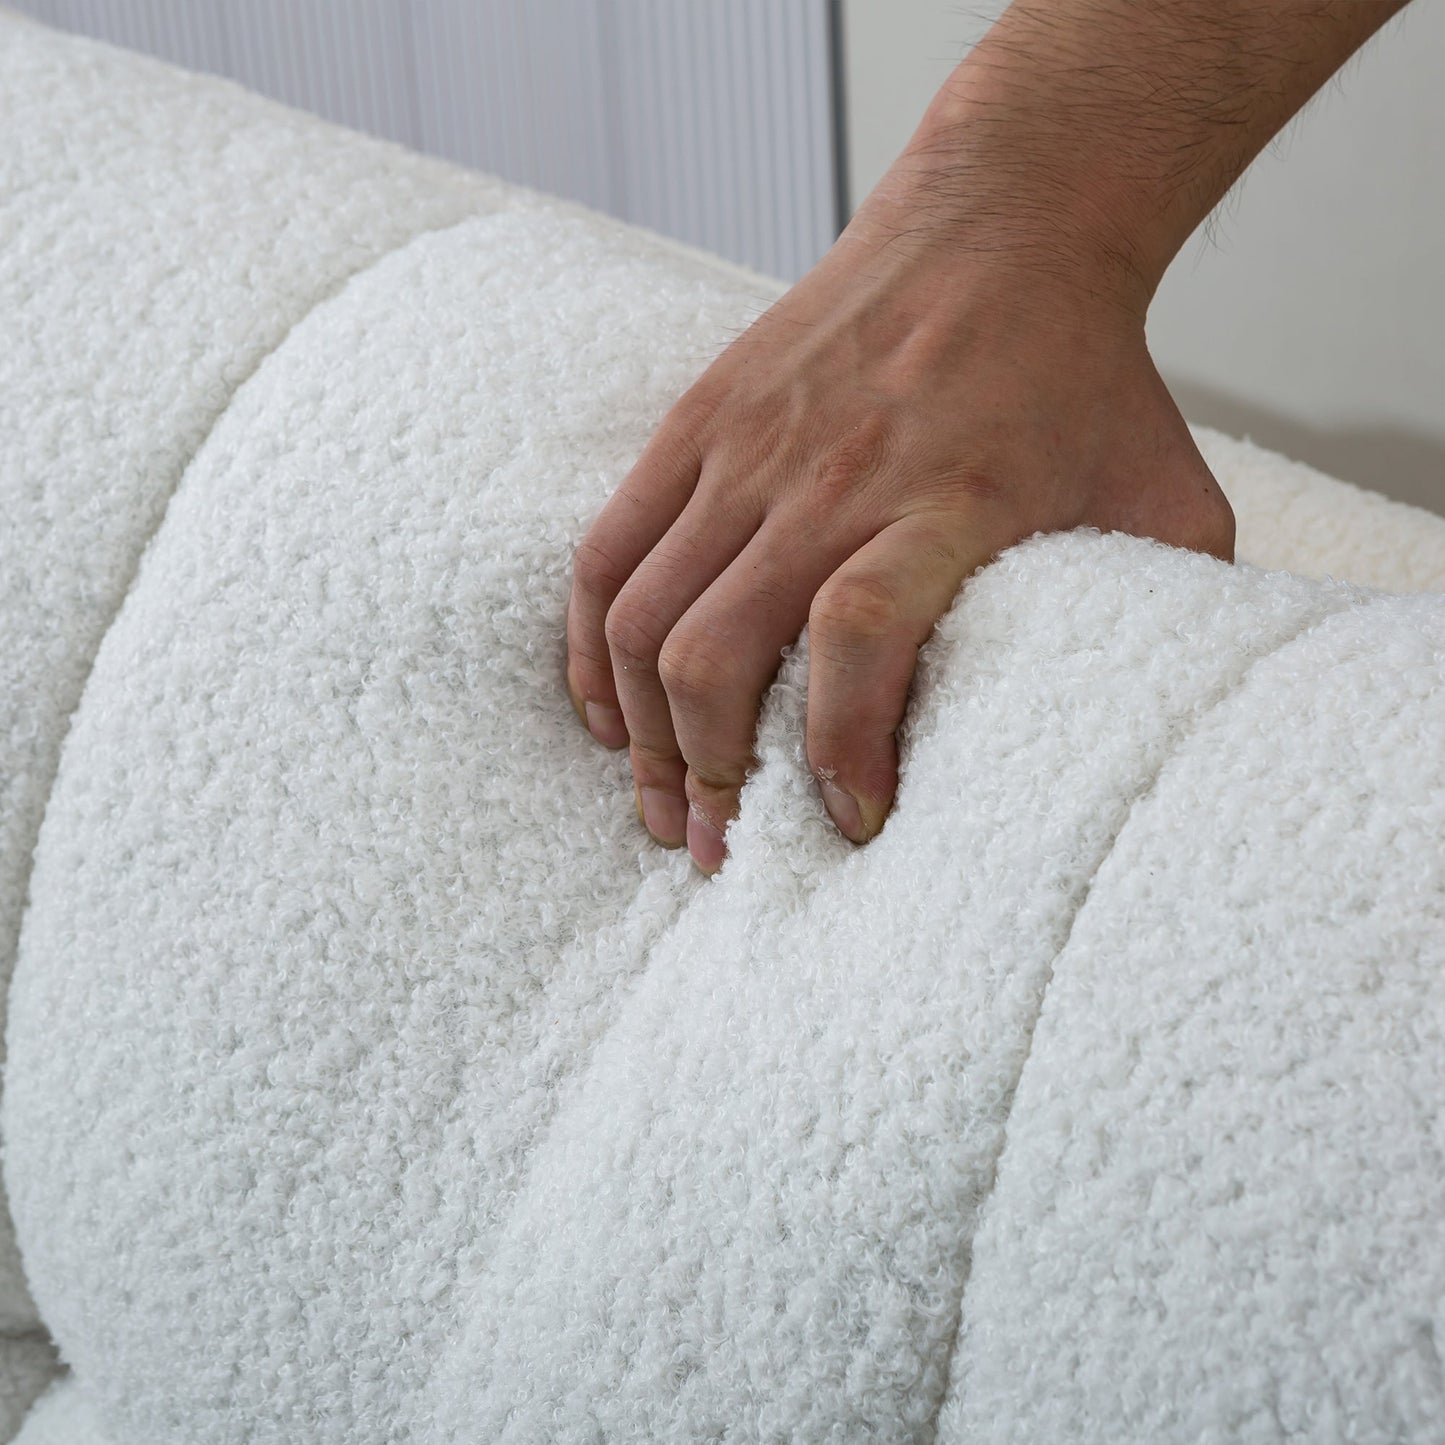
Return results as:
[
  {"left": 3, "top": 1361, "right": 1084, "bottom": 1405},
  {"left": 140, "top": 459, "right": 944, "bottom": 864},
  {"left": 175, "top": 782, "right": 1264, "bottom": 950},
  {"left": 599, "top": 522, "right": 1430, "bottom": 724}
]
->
[{"left": 13, "top": 0, "right": 1443, "bottom": 516}]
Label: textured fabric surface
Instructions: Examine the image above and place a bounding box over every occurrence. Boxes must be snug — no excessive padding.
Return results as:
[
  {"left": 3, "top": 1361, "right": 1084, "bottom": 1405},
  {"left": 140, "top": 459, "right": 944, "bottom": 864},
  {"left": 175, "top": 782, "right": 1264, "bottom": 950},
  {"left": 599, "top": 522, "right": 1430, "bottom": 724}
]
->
[
  {"left": 1200, "top": 429, "right": 1445, "bottom": 593},
  {"left": 0, "top": 10, "right": 523, "bottom": 1358},
  {"left": 2, "top": 16, "right": 1443, "bottom": 1445},
  {"left": 938, "top": 589, "right": 1445, "bottom": 1443}
]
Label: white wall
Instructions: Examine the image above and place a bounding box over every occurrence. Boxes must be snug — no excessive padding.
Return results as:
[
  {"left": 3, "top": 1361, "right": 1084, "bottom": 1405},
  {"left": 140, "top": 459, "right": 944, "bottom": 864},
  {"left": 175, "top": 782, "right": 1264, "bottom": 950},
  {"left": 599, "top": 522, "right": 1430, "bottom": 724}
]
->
[
  {"left": 839, "top": 0, "right": 977, "bottom": 216},
  {"left": 840, "top": 0, "right": 1445, "bottom": 517}
]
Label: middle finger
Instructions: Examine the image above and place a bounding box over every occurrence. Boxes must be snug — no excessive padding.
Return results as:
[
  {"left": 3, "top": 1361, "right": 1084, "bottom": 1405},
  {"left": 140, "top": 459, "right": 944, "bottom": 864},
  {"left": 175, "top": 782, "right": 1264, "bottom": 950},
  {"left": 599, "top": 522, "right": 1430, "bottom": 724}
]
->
[{"left": 605, "top": 475, "right": 761, "bottom": 845}]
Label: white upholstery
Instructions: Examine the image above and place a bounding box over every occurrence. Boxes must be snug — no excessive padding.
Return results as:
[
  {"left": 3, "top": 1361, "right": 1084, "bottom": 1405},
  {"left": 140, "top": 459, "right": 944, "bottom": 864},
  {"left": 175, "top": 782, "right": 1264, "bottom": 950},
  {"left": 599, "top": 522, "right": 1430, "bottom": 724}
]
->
[{"left": 2, "top": 18, "right": 1443, "bottom": 1443}]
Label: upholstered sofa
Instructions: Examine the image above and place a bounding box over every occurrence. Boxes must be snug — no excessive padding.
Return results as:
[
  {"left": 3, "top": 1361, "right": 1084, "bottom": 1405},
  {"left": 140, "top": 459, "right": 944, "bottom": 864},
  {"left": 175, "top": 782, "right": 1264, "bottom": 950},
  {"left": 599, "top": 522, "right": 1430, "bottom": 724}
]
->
[{"left": 2, "top": 13, "right": 1443, "bottom": 1442}]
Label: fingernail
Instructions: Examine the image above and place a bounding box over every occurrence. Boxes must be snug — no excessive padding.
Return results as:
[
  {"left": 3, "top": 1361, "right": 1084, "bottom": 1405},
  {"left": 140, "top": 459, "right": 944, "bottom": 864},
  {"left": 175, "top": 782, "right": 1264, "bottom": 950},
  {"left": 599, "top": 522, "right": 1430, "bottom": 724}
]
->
[
  {"left": 640, "top": 787, "right": 687, "bottom": 847},
  {"left": 819, "top": 778, "right": 864, "bottom": 842},
  {"left": 584, "top": 701, "right": 629, "bottom": 748},
  {"left": 566, "top": 669, "right": 587, "bottom": 724},
  {"left": 686, "top": 802, "right": 727, "bottom": 874}
]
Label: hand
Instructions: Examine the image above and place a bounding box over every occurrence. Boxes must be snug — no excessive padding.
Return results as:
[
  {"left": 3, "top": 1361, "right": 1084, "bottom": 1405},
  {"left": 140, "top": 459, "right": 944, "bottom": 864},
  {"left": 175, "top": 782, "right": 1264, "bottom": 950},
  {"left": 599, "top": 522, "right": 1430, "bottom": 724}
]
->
[
  {"left": 560, "top": 0, "right": 1414, "bottom": 874},
  {"left": 563, "top": 188, "right": 1234, "bottom": 874}
]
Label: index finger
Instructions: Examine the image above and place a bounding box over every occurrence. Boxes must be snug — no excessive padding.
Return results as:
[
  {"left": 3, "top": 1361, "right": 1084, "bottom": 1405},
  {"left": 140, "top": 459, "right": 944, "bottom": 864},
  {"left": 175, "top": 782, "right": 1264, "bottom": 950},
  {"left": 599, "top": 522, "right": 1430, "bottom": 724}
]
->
[{"left": 565, "top": 419, "right": 704, "bottom": 744}]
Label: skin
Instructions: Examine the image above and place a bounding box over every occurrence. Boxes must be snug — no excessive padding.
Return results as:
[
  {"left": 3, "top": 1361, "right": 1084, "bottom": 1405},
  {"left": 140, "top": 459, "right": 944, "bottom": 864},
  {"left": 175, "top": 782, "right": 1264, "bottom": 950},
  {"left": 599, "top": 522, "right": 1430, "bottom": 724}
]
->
[{"left": 565, "top": 0, "right": 1411, "bottom": 875}]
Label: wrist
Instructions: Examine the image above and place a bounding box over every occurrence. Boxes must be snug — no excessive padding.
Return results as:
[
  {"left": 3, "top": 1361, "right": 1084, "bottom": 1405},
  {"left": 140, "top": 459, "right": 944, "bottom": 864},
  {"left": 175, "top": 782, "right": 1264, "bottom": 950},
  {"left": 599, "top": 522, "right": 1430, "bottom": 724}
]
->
[
  {"left": 875, "top": 53, "right": 1172, "bottom": 319},
  {"left": 868, "top": 0, "right": 1412, "bottom": 319},
  {"left": 841, "top": 117, "right": 1157, "bottom": 335}
]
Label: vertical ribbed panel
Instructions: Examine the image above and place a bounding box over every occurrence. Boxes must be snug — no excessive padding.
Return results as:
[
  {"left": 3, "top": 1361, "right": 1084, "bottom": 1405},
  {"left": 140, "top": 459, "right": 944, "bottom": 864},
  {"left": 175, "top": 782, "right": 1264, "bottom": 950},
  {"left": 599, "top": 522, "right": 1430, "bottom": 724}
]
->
[
  {"left": 612, "top": 0, "right": 820, "bottom": 273},
  {"left": 35, "top": 0, "right": 228, "bottom": 73},
  {"left": 222, "top": 0, "right": 421, "bottom": 147},
  {"left": 12, "top": 0, "right": 840, "bottom": 280},
  {"left": 409, "top": 0, "right": 613, "bottom": 213}
]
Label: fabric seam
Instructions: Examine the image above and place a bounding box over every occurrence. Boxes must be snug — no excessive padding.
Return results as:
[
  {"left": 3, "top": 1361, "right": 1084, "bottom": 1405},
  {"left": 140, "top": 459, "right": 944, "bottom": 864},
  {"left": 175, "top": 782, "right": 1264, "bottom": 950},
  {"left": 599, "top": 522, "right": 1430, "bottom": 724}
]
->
[
  {"left": 926, "top": 593, "right": 1358, "bottom": 1440},
  {"left": 3, "top": 206, "right": 515, "bottom": 1321},
  {"left": 12, "top": 202, "right": 514, "bottom": 935}
]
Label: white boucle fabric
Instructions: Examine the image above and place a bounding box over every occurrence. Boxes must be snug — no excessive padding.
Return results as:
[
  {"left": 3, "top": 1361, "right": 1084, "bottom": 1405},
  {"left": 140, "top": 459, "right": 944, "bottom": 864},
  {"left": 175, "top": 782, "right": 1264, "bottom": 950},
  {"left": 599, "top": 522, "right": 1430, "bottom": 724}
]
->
[
  {"left": 0, "top": 9, "right": 523, "bottom": 1372},
  {"left": 1, "top": 16, "right": 1443, "bottom": 1445},
  {"left": 1196, "top": 429, "right": 1445, "bottom": 594},
  {"left": 939, "top": 591, "right": 1445, "bottom": 1443}
]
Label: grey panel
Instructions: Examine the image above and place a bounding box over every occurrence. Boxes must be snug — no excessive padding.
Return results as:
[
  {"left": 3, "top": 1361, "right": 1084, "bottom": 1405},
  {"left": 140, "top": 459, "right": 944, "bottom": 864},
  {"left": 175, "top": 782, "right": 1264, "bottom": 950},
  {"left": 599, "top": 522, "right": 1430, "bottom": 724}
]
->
[
  {"left": 410, "top": 0, "right": 613, "bottom": 212},
  {"left": 38, "top": 0, "right": 229, "bottom": 72},
  {"left": 218, "top": 0, "right": 420, "bottom": 147}
]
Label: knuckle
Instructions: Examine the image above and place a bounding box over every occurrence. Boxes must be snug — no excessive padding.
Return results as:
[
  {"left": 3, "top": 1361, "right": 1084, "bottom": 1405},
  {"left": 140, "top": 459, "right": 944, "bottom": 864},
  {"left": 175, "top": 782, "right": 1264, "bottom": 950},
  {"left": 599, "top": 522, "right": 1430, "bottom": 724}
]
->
[
  {"left": 921, "top": 528, "right": 962, "bottom": 569},
  {"left": 657, "top": 631, "right": 724, "bottom": 706},
  {"left": 810, "top": 572, "right": 901, "bottom": 644},
  {"left": 629, "top": 737, "right": 683, "bottom": 773},
  {"left": 812, "top": 414, "right": 897, "bottom": 504},
  {"left": 945, "top": 460, "right": 1007, "bottom": 505},
  {"left": 571, "top": 535, "right": 631, "bottom": 600},
  {"left": 635, "top": 423, "right": 698, "bottom": 486},
  {"left": 603, "top": 596, "right": 667, "bottom": 670},
  {"left": 685, "top": 770, "right": 741, "bottom": 824},
  {"left": 667, "top": 381, "right": 723, "bottom": 435}
]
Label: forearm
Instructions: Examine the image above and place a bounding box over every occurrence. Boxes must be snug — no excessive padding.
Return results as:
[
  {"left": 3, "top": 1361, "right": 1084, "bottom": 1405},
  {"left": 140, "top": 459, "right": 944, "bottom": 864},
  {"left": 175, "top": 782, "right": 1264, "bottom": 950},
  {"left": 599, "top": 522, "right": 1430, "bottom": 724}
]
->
[{"left": 859, "top": 0, "right": 1410, "bottom": 316}]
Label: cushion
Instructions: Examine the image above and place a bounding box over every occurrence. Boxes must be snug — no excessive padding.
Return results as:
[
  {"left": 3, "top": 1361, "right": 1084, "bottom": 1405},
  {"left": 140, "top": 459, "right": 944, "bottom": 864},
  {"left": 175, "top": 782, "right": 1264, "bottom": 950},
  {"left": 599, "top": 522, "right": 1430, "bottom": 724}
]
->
[{"left": 3, "top": 17, "right": 1443, "bottom": 1443}]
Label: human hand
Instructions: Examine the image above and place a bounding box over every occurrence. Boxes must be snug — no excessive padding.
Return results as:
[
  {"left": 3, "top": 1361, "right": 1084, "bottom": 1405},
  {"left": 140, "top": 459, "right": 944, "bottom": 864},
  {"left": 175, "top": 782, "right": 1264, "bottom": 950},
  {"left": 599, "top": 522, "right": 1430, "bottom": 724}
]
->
[
  {"left": 565, "top": 0, "right": 1422, "bottom": 872},
  {"left": 563, "top": 181, "right": 1233, "bottom": 874}
]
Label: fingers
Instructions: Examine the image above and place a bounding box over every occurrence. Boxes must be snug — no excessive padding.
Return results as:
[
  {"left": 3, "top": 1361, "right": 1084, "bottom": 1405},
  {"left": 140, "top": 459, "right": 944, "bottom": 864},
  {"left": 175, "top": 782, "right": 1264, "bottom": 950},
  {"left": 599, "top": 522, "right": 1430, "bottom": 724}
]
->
[
  {"left": 565, "top": 415, "right": 706, "bottom": 747},
  {"left": 646, "top": 517, "right": 851, "bottom": 871},
  {"left": 806, "top": 512, "right": 1002, "bottom": 844},
  {"left": 602, "top": 478, "right": 766, "bottom": 853},
  {"left": 569, "top": 404, "right": 1011, "bottom": 869}
]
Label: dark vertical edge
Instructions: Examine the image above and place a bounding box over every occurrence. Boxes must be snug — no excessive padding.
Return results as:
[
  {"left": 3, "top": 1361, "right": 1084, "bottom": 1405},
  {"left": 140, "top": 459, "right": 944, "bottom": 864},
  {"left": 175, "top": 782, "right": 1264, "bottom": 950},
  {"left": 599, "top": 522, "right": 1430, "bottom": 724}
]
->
[{"left": 824, "top": 0, "right": 851, "bottom": 236}]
